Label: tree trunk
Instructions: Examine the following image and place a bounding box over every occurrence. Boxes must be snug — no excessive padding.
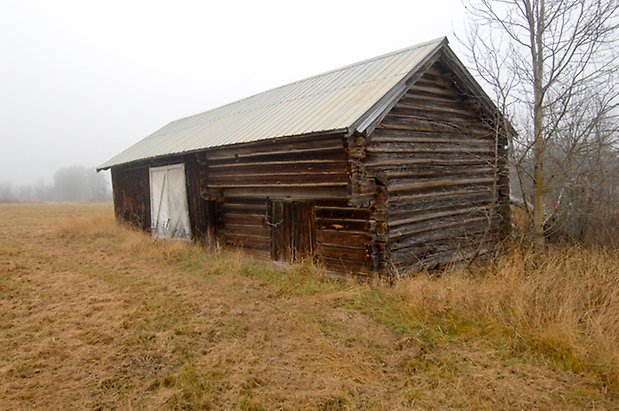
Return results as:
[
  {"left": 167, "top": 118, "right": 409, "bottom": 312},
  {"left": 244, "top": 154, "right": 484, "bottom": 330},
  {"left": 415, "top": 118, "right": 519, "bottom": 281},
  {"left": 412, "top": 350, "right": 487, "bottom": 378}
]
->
[{"left": 530, "top": 0, "right": 546, "bottom": 251}]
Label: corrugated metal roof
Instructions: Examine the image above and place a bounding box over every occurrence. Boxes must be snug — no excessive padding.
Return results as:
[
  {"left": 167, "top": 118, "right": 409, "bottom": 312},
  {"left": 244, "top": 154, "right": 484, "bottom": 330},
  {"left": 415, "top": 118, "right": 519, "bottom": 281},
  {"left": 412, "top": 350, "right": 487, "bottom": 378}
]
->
[{"left": 98, "top": 37, "right": 447, "bottom": 170}]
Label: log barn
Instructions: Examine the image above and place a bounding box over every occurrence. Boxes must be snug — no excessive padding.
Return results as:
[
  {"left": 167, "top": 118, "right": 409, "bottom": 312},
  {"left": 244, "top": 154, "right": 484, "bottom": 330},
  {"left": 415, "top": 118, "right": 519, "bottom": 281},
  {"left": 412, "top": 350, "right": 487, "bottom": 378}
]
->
[{"left": 98, "top": 37, "right": 510, "bottom": 278}]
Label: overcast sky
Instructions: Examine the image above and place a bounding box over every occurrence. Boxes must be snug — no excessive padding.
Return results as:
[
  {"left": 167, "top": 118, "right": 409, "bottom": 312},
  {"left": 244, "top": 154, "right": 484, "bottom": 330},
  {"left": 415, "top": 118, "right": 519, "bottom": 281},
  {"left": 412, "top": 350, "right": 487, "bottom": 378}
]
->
[{"left": 1, "top": 0, "right": 468, "bottom": 185}]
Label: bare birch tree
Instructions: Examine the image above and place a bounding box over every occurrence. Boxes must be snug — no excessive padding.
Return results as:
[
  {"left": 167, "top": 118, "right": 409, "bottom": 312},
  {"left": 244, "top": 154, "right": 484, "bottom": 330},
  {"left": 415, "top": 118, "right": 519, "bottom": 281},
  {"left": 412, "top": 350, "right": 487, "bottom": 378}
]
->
[{"left": 461, "top": 0, "right": 619, "bottom": 250}]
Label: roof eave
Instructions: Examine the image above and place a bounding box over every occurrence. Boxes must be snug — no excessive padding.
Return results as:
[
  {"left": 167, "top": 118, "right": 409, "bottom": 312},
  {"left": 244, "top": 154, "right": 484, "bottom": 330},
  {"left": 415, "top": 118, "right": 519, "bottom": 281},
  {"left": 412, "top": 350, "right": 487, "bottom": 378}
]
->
[
  {"left": 348, "top": 39, "right": 517, "bottom": 139},
  {"left": 349, "top": 37, "right": 448, "bottom": 137},
  {"left": 96, "top": 127, "right": 350, "bottom": 171}
]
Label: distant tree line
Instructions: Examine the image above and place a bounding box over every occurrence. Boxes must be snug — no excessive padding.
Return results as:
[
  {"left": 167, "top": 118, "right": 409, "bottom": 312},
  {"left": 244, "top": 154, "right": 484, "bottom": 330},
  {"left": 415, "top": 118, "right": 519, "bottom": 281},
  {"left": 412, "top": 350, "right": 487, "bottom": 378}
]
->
[{"left": 0, "top": 166, "right": 111, "bottom": 202}]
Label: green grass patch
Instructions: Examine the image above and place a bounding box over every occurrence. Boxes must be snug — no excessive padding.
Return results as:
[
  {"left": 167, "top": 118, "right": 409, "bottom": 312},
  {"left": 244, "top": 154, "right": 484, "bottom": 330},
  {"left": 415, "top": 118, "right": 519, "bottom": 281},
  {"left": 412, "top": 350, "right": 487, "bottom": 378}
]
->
[
  {"left": 88, "top": 266, "right": 136, "bottom": 291},
  {"left": 533, "top": 337, "right": 586, "bottom": 374},
  {"left": 152, "top": 363, "right": 230, "bottom": 409},
  {"left": 566, "top": 385, "right": 609, "bottom": 406},
  {"left": 341, "top": 285, "right": 600, "bottom": 384},
  {"left": 240, "top": 262, "right": 344, "bottom": 297},
  {"left": 172, "top": 248, "right": 241, "bottom": 278},
  {"left": 339, "top": 286, "right": 496, "bottom": 377},
  {"left": 343, "top": 288, "right": 429, "bottom": 336},
  {"left": 130, "top": 292, "right": 195, "bottom": 333}
]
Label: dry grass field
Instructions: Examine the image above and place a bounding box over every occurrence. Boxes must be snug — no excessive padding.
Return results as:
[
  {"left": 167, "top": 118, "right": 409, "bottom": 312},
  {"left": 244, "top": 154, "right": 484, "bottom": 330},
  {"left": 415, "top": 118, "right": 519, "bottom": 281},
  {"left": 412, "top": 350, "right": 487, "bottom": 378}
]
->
[{"left": 1, "top": 203, "right": 618, "bottom": 409}]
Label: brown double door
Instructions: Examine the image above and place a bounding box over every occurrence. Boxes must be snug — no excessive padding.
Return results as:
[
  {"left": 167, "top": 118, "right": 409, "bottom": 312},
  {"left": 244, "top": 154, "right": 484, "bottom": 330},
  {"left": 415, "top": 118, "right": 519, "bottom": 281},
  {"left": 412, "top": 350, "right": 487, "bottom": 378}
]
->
[{"left": 268, "top": 200, "right": 315, "bottom": 263}]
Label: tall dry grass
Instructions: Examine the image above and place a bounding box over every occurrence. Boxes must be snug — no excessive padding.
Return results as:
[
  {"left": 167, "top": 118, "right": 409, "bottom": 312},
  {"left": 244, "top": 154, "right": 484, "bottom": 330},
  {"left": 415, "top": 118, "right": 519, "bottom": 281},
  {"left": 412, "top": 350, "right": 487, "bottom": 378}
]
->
[
  {"left": 56, "top": 214, "right": 619, "bottom": 390},
  {"left": 396, "top": 244, "right": 619, "bottom": 388}
]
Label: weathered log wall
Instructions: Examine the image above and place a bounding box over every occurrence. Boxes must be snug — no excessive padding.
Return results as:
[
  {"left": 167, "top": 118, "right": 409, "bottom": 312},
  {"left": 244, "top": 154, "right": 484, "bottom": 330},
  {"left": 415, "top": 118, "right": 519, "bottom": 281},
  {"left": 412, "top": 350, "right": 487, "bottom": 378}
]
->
[
  {"left": 365, "top": 61, "right": 510, "bottom": 273},
  {"left": 109, "top": 59, "right": 510, "bottom": 278},
  {"left": 314, "top": 199, "right": 371, "bottom": 275},
  {"left": 197, "top": 134, "right": 372, "bottom": 275}
]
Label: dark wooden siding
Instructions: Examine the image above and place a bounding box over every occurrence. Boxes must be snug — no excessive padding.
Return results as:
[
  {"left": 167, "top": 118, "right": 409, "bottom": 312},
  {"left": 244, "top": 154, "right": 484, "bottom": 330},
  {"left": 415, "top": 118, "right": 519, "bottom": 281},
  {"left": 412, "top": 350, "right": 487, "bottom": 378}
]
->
[
  {"left": 110, "top": 154, "right": 209, "bottom": 240},
  {"left": 184, "top": 155, "right": 209, "bottom": 241},
  {"left": 111, "top": 166, "right": 150, "bottom": 231},
  {"left": 314, "top": 200, "right": 371, "bottom": 275},
  {"left": 221, "top": 194, "right": 270, "bottom": 257},
  {"left": 366, "top": 61, "right": 510, "bottom": 273},
  {"left": 109, "top": 61, "right": 510, "bottom": 278},
  {"left": 196, "top": 134, "right": 372, "bottom": 275},
  {"left": 200, "top": 134, "right": 349, "bottom": 189}
]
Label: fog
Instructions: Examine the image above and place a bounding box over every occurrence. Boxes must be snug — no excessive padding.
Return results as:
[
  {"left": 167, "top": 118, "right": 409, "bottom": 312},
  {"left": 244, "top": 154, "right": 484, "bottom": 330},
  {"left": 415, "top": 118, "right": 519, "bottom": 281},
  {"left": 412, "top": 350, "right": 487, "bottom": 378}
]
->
[
  {"left": 0, "top": 165, "right": 111, "bottom": 202},
  {"left": 1, "top": 0, "right": 467, "bottom": 187}
]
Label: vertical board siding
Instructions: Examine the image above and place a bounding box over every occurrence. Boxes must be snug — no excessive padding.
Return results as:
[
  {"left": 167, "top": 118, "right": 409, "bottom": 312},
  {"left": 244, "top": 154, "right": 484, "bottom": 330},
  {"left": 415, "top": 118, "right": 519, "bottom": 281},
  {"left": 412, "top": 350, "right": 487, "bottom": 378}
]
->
[
  {"left": 222, "top": 195, "right": 270, "bottom": 258},
  {"left": 184, "top": 154, "right": 209, "bottom": 241},
  {"left": 111, "top": 166, "right": 151, "bottom": 231},
  {"left": 367, "top": 61, "right": 509, "bottom": 273},
  {"left": 110, "top": 154, "right": 207, "bottom": 241}
]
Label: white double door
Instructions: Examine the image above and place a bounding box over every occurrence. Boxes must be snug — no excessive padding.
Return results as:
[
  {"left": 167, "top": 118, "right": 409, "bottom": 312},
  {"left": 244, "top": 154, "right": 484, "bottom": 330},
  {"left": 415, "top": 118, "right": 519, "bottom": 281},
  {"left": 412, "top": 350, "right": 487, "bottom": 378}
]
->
[{"left": 149, "top": 164, "right": 191, "bottom": 239}]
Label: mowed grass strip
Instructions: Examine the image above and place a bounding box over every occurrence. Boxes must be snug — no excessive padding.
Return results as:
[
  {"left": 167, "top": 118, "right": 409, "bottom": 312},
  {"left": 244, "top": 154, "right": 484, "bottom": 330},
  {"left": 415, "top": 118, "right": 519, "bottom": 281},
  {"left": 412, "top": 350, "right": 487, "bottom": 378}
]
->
[{"left": 0, "top": 203, "right": 617, "bottom": 409}]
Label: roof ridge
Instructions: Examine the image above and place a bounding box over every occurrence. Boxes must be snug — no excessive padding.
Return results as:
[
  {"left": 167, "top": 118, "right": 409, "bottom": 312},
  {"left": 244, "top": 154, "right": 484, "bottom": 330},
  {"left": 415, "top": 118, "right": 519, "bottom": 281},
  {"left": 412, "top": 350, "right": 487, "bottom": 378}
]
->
[
  {"left": 170, "top": 37, "right": 448, "bottom": 125},
  {"left": 170, "top": 72, "right": 411, "bottom": 131},
  {"left": 98, "top": 36, "right": 451, "bottom": 170}
]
